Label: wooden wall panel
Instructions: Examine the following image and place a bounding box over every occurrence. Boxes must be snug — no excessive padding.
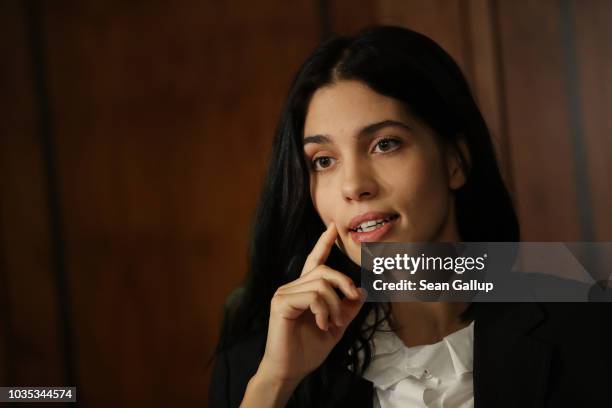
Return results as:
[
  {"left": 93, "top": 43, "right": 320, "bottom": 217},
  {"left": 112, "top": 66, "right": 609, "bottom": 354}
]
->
[
  {"left": 465, "top": 0, "right": 512, "bottom": 184},
  {"left": 0, "top": 0, "right": 66, "bottom": 390},
  {"left": 572, "top": 0, "right": 612, "bottom": 241},
  {"left": 329, "top": 0, "right": 378, "bottom": 36},
  {"left": 39, "top": 0, "right": 321, "bottom": 405},
  {"left": 497, "top": 0, "right": 582, "bottom": 240}
]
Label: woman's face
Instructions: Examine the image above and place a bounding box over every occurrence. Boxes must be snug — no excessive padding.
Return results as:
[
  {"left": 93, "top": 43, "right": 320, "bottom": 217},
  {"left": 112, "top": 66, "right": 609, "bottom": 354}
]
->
[{"left": 303, "top": 80, "right": 466, "bottom": 265}]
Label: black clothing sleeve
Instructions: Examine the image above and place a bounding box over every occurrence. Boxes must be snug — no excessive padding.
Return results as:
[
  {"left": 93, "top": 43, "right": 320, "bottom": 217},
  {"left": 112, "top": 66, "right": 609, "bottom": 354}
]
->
[{"left": 208, "top": 333, "right": 266, "bottom": 408}]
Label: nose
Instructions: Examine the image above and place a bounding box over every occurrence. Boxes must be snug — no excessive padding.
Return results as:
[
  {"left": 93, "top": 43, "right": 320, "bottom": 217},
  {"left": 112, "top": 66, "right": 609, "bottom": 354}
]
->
[{"left": 341, "top": 157, "right": 379, "bottom": 201}]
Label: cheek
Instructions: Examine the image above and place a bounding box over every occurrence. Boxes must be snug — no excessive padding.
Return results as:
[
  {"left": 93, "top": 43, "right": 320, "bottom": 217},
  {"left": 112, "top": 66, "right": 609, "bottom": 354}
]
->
[
  {"left": 409, "top": 145, "right": 448, "bottom": 195},
  {"left": 388, "top": 152, "right": 451, "bottom": 229},
  {"left": 310, "top": 177, "right": 335, "bottom": 225},
  {"left": 412, "top": 157, "right": 448, "bottom": 197},
  {"left": 384, "top": 149, "right": 445, "bottom": 196}
]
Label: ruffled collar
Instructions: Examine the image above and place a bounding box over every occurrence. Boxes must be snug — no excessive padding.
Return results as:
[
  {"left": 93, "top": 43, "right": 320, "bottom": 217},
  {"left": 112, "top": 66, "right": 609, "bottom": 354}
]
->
[{"left": 361, "top": 311, "right": 474, "bottom": 391}]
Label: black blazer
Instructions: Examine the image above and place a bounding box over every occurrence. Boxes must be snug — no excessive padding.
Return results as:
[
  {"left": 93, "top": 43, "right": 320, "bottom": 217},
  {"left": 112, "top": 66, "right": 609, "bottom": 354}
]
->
[{"left": 209, "top": 303, "right": 612, "bottom": 407}]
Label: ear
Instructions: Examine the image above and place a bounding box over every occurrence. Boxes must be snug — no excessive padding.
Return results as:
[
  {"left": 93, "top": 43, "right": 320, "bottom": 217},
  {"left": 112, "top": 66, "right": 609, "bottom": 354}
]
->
[{"left": 446, "top": 138, "right": 470, "bottom": 190}]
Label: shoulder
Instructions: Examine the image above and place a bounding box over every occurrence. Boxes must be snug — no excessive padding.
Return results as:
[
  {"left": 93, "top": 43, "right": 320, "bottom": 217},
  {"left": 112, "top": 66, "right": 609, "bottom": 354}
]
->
[
  {"left": 534, "top": 303, "right": 612, "bottom": 404},
  {"left": 536, "top": 301, "right": 612, "bottom": 322},
  {"left": 531, "top": 302, "right": 612, "bottom": 350},
  {"left": 474, "top": 302, "right": 612, "bottom": 405},
  {"left": 475, "top": 302, "right": 612, "bottom": 342}
]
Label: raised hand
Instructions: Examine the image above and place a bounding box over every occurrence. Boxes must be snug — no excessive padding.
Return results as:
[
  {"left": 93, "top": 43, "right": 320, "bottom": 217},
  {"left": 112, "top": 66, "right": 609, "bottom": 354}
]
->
[{"left": 241, "top": 222, "right": 366, "bottom": 407}]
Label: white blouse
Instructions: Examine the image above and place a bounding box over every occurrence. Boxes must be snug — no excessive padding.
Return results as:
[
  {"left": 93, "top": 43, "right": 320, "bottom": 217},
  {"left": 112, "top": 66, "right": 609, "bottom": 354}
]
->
[{"left": 359, "top": 314, "right": 475, "bottom": 408}]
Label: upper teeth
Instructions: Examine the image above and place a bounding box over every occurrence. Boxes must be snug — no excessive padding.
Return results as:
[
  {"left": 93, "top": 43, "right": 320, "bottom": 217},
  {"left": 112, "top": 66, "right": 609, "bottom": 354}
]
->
[
  {"left": 359, "top": 219, "right": 385, "bottom": 229},
  {"left": 354, "top": 216, "right": 395, "bottom": 232}
]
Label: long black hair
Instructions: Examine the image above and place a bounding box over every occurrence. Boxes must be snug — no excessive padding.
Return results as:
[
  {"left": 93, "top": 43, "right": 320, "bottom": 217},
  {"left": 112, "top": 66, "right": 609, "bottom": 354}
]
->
[{"left": 214, "top": 25, "right": 519, "bottom": 404}]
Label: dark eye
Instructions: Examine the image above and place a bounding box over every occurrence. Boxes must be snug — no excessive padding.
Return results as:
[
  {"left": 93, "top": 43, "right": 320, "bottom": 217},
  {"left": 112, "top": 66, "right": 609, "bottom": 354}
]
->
[
  {"left": 373, "top": 138, "right": 401, "bottom": 153},
  {"left": 312, "top": 156, "right": 335, "bottom": 171}
]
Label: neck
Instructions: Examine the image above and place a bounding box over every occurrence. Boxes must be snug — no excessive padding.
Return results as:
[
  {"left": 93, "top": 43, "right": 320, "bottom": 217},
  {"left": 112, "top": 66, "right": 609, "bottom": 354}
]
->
[{"left": 389, "top": 302, "right": 471, "bottom": 347}]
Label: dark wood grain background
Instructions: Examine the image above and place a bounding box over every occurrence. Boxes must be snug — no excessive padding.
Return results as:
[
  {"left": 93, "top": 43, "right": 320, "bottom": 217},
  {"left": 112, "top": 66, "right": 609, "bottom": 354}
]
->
[{"left": 1, "top": 0, "right": 610, "bottom": 406}]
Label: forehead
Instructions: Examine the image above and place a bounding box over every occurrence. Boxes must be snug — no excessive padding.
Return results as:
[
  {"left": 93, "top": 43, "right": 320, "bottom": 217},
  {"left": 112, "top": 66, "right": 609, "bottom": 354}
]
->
[{"left": 303, "top": 80, "right": 410, "bottom": 137}]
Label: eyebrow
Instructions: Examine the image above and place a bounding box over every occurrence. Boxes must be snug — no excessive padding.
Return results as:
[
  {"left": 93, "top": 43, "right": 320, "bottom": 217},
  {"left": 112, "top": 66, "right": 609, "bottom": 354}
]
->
[{"left": 303, "top": 119, "right": 412, "bottom": 146}]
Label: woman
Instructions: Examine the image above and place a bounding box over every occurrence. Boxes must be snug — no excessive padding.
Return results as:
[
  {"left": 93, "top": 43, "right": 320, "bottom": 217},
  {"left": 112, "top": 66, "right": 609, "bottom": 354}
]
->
[{"left": 209, "top": 26, "right": 611, "bottom": 407}]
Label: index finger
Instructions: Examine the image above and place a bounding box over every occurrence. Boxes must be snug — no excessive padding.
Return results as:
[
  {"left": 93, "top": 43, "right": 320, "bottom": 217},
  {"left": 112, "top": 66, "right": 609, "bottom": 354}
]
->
[{"left": 301, "top": 222, "right": 338, "bottom": 276}]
